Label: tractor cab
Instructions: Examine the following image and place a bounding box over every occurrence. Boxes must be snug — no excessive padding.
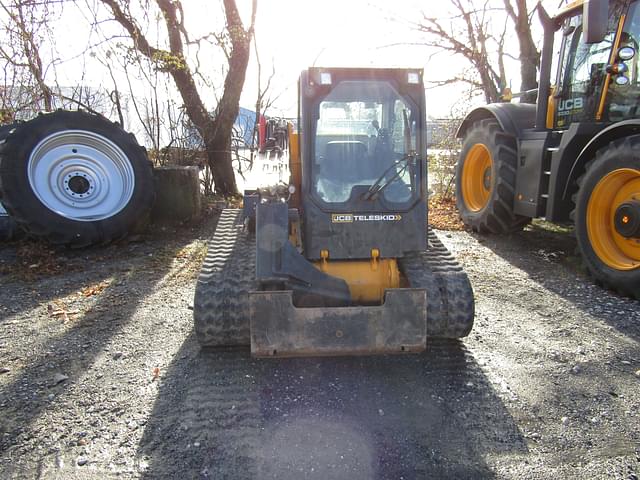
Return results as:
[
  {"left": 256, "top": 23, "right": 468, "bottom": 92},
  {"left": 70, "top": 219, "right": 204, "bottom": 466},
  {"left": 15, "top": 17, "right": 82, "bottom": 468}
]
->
[{"left": 552, "top": 0, "right": 640, "bottom": 127}]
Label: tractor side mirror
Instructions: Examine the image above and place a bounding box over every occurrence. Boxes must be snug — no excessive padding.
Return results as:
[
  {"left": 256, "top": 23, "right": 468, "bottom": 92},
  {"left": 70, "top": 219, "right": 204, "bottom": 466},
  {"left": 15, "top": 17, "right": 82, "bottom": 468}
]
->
[{"left": 583, "top": 0, "right": 608, "bottom": 44}]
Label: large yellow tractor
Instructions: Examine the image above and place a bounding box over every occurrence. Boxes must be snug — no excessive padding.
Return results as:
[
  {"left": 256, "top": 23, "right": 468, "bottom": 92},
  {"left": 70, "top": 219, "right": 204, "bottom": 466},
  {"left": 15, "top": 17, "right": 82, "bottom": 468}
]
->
[{"left": 456, "top": 0, "right": 640, "bottom": 299}]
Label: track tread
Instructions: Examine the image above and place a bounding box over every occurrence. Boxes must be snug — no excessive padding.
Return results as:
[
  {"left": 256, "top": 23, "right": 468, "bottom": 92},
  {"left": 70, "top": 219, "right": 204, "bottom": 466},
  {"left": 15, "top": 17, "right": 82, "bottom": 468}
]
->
[
  {"left": 399, "top": 228, "right": 475, "bottom": 338},
  {"left": 194, "top": 209, "right": 256, "bottom": 346}
]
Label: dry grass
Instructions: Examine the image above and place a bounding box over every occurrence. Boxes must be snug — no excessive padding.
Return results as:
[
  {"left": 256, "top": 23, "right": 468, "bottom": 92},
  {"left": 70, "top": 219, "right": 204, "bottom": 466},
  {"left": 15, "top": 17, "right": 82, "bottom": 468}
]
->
[{"left": 428, "top": 195, "right": 466, "bottom": 231}]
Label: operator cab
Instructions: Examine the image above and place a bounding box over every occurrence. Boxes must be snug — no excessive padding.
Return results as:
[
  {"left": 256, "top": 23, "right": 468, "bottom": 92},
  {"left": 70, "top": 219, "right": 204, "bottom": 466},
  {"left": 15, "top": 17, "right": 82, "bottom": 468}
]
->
[{"left": 298, "top": 68, "right": 428, "bottom": 261}]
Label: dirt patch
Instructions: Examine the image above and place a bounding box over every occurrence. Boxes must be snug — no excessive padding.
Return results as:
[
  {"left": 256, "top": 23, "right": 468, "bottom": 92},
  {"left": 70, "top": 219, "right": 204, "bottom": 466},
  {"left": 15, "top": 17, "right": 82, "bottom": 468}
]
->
[
  {"left": 428, "top": 194, "right": 465, "bottom": 231},
  {"left": 0, "top": 211, "right": 638, "bottom": 479}
]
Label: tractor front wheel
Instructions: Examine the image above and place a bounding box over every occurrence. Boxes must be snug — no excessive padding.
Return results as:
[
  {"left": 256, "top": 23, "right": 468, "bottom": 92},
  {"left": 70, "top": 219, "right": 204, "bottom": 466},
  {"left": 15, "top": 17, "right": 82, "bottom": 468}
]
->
[
  {"left": 574, "top": 137, "right": 640, "bottom": 299},
  {"left": 456, "top": 119, "right": 529, "bottom": 233}
]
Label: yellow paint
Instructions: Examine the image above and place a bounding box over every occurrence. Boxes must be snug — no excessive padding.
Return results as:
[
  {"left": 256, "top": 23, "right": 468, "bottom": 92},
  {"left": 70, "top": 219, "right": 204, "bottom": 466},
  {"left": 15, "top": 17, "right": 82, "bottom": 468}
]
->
[
  {"left": 586, "top": 168, "right": 640, "bottom": 270},
  {"left": 288, "top": 122, "right": 301, "bottom": 207},
  {"left": 461, "top": 143, "right": 493, "bottom": 212},
  {"left": 547, "top": 85, "right": 556, "bottom": 129},
  {"left": 314, "top": 254, "right": 400, "bottom": 304},
  {"left": 554, "top": 0, "right": 584, "bottom": 20},
  {"left": 597, "top": 15, "right": 626, "bottom": 121},
  {"left": 289, "top": 220, "right": 301, "bottom": 247}
]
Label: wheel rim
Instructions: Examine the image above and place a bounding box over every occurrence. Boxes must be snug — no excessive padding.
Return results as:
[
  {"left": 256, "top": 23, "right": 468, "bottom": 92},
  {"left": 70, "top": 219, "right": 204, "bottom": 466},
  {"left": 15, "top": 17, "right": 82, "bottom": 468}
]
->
[
  {"left": 461, "top": 143, "right": 493, "bottom": 212},
  {"left": 586, "top": 168, "right": 640, "bottom": 270},
  {"left": 27, "top": 130, "right": 135, "bottom": 221}
]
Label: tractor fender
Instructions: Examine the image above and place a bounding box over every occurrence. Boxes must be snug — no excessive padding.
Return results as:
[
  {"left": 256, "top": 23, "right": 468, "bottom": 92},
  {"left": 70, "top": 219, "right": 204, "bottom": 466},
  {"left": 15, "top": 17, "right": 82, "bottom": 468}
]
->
[
  {"left": 456, "top": 103, "right": 536, "bottom": 139},
  {"left": 562, "top": 119, "right": 640, "bottom": 199}
]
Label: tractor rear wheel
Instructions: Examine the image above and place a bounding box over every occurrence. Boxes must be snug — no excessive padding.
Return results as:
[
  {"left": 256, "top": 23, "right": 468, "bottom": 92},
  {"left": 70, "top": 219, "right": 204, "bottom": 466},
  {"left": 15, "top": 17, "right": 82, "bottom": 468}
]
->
[
  {"left": 456, "top": 119, "right": 529, "bottom": 233},
  {"left": 574, "top": 137, "right": 640, "bottom": 299}
]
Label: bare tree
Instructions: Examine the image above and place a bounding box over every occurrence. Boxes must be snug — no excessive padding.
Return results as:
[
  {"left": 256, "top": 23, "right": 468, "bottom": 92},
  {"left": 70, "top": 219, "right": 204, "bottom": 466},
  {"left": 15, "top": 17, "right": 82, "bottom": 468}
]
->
[
  {"left": 0, "top": 0, "right": 58, "bottom": 118},
  {"left": 414, "top": 0, "right": 540, "bottom": 104},
  {"left": 100, "top": 0, "right": 257, "bottom": 196},
  {"left": 502, "top": 0, "right": 539, "bottom": 102}
]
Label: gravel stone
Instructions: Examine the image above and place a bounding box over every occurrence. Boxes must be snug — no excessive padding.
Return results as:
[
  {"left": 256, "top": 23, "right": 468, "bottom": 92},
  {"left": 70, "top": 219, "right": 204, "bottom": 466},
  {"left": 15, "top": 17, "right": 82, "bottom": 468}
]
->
[{"left": 0, "top": 212, "right": 638, "bottom": 479}]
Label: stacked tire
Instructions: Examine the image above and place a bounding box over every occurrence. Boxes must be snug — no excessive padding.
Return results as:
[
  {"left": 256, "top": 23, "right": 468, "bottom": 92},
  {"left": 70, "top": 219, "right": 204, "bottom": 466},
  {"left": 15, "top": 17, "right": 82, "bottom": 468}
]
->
[
  {"left": 0, "top": 110, "right": 154, "bottom": 247},
  {"left": 0, "top": 122, "right": 21, "bottom": 241}
]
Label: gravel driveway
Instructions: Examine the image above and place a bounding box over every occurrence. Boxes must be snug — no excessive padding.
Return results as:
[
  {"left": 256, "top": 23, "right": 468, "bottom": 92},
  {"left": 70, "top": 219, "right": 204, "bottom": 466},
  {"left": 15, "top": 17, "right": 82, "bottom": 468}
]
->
[{"left": 0, "top": 214, "right": 638, "bottom": 479}]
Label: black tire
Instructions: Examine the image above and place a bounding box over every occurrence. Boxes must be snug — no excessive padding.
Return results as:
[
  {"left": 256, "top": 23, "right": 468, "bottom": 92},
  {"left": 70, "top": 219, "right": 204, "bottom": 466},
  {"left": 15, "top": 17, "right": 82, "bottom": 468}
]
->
[
  {"left": 0, "top": 121, "right": 20, "bottom": 141},
  {"left": 0, "top": 122, "right": 22, "bottom": 241},
  {"left": 573, "top": 136, "right": 640, "bottom": 299},
  {"left": 456, "top": 118, "right": 530, "bottom": 233},
  {"left": 194, "top": 209, "right": 255, "bottom": 347},
  {"left": 0, "top": 110, "right": 154, "bottom": 247}
]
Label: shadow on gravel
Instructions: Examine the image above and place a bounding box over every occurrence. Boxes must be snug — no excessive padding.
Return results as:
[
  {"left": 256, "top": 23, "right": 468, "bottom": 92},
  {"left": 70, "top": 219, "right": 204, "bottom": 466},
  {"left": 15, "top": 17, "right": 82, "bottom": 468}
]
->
[
  {"left": 138, "top": 337, "right": 527, "bottom": 479},
  {"left": 0, "top": 229, "right": 189, "bottom": 322},
  {"left": 475, "top": 225, "right": 640, "bottom": 342},
  {"left": 0, "top": 234, "right": 194, "bottom": 457}
]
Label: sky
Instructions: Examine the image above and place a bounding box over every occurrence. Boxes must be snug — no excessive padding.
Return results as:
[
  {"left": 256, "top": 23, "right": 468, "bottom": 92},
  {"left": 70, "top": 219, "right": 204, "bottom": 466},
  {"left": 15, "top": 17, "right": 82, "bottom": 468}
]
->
[
  {"left": 242, "top": 0, "right": 476, "bottom": 117},
  {"left": 26, "top": 0, "right": 559, "bottom": 143},
  {"left": 49, "top": 0, "right": 495, "bottom": 119}
]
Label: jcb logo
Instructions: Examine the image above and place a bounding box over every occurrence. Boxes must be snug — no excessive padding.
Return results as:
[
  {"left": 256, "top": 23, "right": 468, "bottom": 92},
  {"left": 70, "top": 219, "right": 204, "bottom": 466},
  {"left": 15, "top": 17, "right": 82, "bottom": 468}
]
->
[
  {"left": 332, "top": 214, "right": 353, "bottom": 223},
  {"left": 558, "top": 97, "right": 584, "bottom": 113}
]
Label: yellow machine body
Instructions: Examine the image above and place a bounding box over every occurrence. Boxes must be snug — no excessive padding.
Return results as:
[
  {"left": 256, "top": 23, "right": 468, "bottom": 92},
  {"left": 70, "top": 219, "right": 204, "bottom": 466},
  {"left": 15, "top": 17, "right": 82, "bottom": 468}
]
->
[{"left": 313, "top": 249, "right": 400, "bottom": 305}]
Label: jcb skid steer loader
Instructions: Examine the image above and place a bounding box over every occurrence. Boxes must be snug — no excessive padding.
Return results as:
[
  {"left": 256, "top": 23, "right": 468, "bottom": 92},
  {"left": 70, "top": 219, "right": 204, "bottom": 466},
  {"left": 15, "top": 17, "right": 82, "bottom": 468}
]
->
[{"left": 194, "top": 68, "right": 475, "bottom": 357}]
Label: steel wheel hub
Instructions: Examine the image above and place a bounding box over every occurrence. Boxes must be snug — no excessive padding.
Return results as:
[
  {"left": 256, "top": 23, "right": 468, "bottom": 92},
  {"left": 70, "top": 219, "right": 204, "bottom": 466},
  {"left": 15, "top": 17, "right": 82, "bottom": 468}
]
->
[
  {"left": 27, "top": 130, "right": 135, "bottom": 221},
  {"left": 614, "top": 200, "right": 640, "bottom": 238}
]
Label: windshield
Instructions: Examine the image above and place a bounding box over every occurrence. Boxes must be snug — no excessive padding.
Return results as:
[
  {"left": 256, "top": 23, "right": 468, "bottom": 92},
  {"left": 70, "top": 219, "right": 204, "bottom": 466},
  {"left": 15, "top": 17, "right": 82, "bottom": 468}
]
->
[
  {"left": 312, "top": 80, "right": 419, "bottom": 204},
  {"left": 605, "top": 0, "right": 640, "bottom": 121}
]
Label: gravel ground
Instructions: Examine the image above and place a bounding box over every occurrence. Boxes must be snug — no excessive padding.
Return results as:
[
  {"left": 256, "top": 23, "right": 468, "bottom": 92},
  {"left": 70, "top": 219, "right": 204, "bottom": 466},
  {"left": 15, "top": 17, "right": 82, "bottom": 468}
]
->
[{"left": 0, "top": 214, "right": 639, "bottom": 479}]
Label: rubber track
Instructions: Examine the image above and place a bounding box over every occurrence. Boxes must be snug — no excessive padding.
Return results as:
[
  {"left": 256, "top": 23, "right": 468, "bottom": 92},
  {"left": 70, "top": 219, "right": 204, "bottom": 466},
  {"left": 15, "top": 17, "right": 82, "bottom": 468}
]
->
[
  {"left": 193, "top": 209, "right": 256, "bottom": 346},
  {"left": 399, "top": 227, "right": 475, "bottom": 338}
]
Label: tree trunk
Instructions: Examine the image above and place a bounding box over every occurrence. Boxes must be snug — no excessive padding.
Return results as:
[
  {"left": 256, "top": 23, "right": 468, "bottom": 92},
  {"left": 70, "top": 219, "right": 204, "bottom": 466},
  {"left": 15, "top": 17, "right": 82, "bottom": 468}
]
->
[
  {"left": 101, "top": 0, "right": 256, "bottom": 197},
  {"left": 204, "top": 3, "right": 253, "bottom": 196},
  {"left": 505, "top": 0, "right": 540, "bottom": 103},
  {"left": 207, "top": 140, "right": 238, "bottom": 195}
]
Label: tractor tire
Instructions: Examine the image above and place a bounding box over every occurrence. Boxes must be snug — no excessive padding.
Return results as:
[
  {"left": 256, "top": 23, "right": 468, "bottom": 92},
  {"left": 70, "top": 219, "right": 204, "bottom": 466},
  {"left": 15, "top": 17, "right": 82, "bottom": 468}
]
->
[
  {"left": 0, "top": 121, "right": 20, "bottom": 140},
  {"left": 193, "top": 209, "right": 256, "bottom": 347},
  {"left": 0, "top": 122, "right": 21, "bottom": 240},
  {"left": 573, "top": 136, "right": 640, "bottom": 299},
  {"left": 456, "top": 118, "right": 529, "bottom": 233},
  {"left": 0, "top": 110, "right": 154, "bottom": 247}
]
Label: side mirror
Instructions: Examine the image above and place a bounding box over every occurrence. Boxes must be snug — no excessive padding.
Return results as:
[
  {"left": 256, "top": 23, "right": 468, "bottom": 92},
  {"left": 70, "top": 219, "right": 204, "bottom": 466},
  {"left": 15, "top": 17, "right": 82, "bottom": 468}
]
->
[
  {"left": 584, "top": 0, "right": 608, "bottom": 44},
  {"left": 618, "top": 46, "right": 636, "bottom": 61}
]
